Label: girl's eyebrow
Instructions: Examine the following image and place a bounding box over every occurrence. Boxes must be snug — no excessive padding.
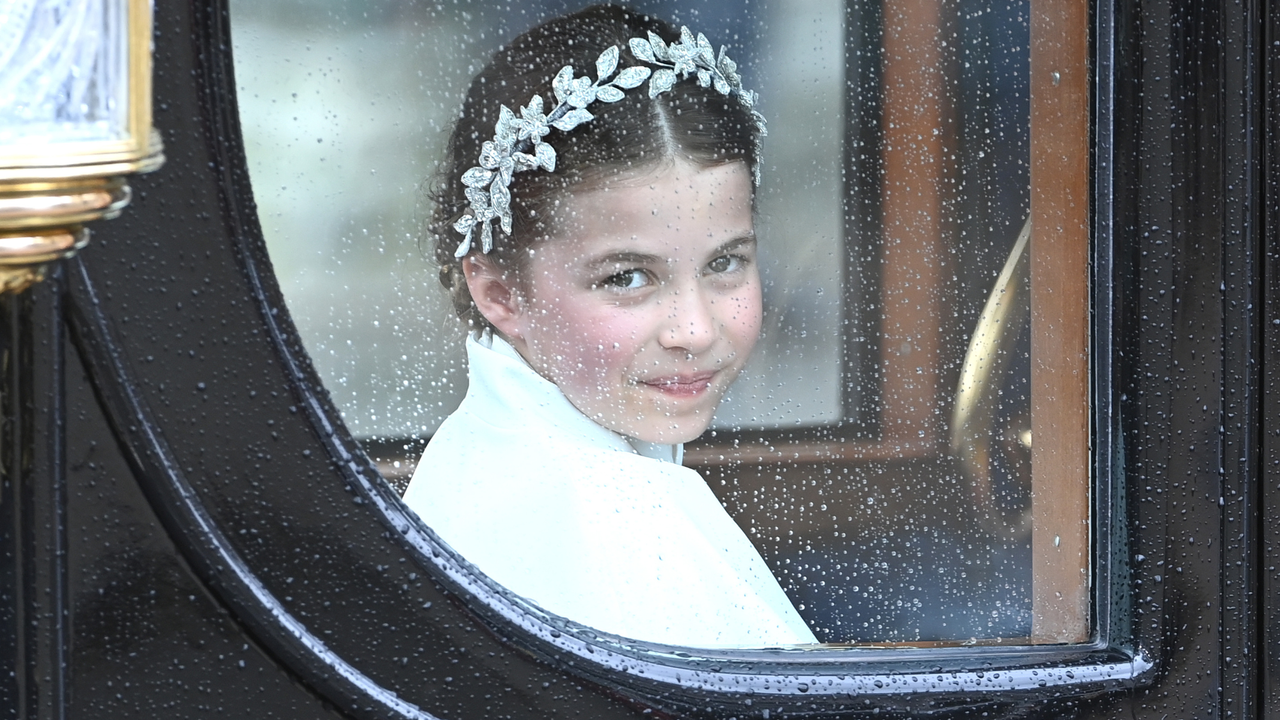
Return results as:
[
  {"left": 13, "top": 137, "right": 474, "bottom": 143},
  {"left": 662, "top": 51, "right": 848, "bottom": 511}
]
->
[
  {"left": 585, "top": 250, "right": 663, "bottom": 269},
  {"left": 585, "top": 234, "right": 758, "bottom": 270},
  {"left": 715, "top": 233, "right": 757, "bottom": 254}
]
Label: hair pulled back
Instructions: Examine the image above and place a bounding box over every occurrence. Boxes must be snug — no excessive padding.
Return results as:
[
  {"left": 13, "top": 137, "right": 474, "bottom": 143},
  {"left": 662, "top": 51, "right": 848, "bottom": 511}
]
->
[{"left": 429, "top": 3, "right": 763, "bottom": 334}]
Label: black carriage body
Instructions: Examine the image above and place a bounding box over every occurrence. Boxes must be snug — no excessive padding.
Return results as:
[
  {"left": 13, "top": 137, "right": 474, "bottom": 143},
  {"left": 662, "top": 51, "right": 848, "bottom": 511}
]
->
[{"left": 1, "top": 0, "right": 1277, "bottom": 718}]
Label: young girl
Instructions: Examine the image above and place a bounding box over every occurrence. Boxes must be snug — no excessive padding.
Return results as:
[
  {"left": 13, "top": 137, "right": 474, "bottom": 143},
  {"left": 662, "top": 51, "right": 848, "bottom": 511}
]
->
[{"left": 402, "top": 4, "right": 817, "bottom": 648}]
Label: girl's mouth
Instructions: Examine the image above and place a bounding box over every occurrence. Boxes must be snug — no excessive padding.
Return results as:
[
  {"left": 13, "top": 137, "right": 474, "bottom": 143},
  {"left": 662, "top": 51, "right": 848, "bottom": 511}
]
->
[{"left": 640, "top": 371, "right": 717, "bottom": 397}]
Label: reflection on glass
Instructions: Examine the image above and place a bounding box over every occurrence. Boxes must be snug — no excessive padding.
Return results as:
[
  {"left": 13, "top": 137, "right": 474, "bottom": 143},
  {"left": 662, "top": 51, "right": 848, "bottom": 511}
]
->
[{"left": 230, "top": 0, "right": 1089, "bottom": 647}]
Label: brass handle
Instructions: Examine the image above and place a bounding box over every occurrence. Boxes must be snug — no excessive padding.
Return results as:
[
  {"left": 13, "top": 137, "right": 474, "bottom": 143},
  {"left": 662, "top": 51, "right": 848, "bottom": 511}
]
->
[{"left": 949, "top": 216, "right": 1032, "bottom": 534}]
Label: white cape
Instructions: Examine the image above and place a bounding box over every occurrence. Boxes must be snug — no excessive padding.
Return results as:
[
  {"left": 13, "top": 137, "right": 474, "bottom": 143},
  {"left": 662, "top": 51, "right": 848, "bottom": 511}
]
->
[{"left": 403, "top": 334, "right": 816, "bottom": 648}]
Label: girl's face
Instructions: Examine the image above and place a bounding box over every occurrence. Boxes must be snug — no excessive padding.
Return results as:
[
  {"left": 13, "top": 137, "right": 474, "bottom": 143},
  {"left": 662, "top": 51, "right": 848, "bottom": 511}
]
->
[{"left": 483, "top": 159, "right": 762, "bottom": 444}]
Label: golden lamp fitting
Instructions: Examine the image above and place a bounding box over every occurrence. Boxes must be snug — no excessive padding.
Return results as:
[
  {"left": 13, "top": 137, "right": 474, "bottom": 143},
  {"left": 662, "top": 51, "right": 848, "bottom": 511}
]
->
[{"left": 0, "top": 0, "right": 164, "bottom": 294}]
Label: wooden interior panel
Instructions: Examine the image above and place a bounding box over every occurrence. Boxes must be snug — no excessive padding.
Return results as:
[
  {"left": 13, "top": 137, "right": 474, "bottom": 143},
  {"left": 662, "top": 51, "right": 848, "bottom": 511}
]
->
[
  {"left": 877, "top": 0, "right": 947, "bottom": 452},
  {"left": 1029, "top": 0, "right": 1091, "bottom": 643}
]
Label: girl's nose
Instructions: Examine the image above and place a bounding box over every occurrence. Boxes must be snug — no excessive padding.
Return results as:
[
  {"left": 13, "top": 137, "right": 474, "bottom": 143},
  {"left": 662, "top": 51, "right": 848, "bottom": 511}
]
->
[{"left": 659, "top": 287, "right": 717, "bottom": 355}]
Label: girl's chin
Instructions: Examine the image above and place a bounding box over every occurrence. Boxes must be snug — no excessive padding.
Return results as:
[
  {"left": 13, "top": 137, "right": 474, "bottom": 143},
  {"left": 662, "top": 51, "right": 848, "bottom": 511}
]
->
[
  {"left": 577, "top": 388, "right": 725, "bottom": 444},
  {"left": 624, "top": 416, "right": 714, "bottom": 445}
]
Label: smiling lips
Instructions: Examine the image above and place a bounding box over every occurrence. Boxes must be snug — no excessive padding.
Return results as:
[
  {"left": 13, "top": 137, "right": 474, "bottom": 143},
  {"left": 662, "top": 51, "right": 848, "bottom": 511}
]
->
[{"left": 640, "top": 371, "right": 718, "bottom": 397}]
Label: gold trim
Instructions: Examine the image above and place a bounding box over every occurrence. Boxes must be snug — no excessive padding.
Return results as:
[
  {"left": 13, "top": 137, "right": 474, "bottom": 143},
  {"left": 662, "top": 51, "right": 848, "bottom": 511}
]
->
[
  {"left": 0, "top": 179, "right": 131, "bottom": 230},
  {"left": 0, "top": 226, "right": 89, "bottom": 267},
  {"left": 0, "top": 265, "right": 49, "bottom": 294},
  {"left": 0, "top": 133, "right": 155, "bottom": 169},
  {"left": 0, "top": 131, "right": 164, "bottom": 182},
  {"left": 0, "top": 227, "right": 89, "bottom": 293},
  {"left": 131, "top": 0, "right": 154, "bottom": 160}
]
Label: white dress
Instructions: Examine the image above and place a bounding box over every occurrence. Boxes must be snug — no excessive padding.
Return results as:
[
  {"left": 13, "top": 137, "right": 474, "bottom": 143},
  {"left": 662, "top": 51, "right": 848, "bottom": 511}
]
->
[{"left": 402, "top": 334, "right": 817, "bottom": 648}]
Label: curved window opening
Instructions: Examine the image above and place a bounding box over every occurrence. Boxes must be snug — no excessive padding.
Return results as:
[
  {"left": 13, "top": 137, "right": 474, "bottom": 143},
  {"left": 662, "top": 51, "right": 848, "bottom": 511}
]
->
[{"left": 228, "top": 0, "right": 1090, "bottom": 651}]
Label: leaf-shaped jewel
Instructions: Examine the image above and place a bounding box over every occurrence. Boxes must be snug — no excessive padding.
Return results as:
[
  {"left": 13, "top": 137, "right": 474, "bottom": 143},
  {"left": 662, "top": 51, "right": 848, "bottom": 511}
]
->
[
  {"left": 696, "top": 32, "right": 715, "bottom": 65},
  {"left": 712, "top": 73, "right": 729, "bottom": 94},
  {"left": 552, "top": 65, "right": 575, "bottom": 103},
  {"left": 596, "top": 85, "right": 625, "bottom": 102},
  {"left": 465, "top": 186, "right": 490, "bottom": 209},
  {"left": 566, "top": 76, "right": 596, "bottom": 107},
  {"left": 667, "top": 33, "right": 698, "bottom": 76},
  {"left": 499, "top": 209, "right": 512, "bottom": 235},
  {"left": 453, "top": 213, "right": 476, "bottom": 235},
  {"left": 720, "top": 68, "right": 742, "bottom": 93},
  {"left": 629, "top": 37, "right": 656, "bottom": 63},
  {"left": 495, "top": 105, "right": 518, "bottom": 146},
  {"left": 596, "top": 45, "right": 618, "bottom": 82},
  {"left": 613, "top": 65, "right": 651, "bottom": 89},
  {"left": 534, "top": 142, "right": 556, "bottom": 171},
  {"left": 462, "top": 166, "right": 494, "bottom": 187},
  {"left": 551, "top": 107, "right": 594, "bottom": 131},
  {"left": 480, "top": 218, "right": 494, "bottom": 253},
  {"left": 479, "top": 140, "right": 501, "bottom": 169},
  {"left": 696, "top": 68, "right": 712, "bottom": 88},
  {"left": 517, "top": 103, "right": 551, "bottom": 145},
  {"left": 648, "top": 67, "right": 676, "bottom": 98},
  {"left": 490, "top": 181, "right": 511, "bottom": 214},
  {"left": 454, "top": 231, "right": 472, "bottom": 258},
  {"left": 717, "top": 47, "right": 737, "bottom": 76},
  {"left": 511, "top": 152, "right": 539, "bottom": 171},
  {"left": 495, "top": 156, "right": 515, "bottom": 186},
  {"left": 647, "top": 31, "right": 670, "bottom": 61}
]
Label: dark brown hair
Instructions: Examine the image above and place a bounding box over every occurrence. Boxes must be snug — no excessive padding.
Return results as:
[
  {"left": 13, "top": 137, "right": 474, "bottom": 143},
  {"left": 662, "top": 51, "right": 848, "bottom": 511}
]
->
[{"left": 429, "top": 4, "right": 763, "bottom": 333}]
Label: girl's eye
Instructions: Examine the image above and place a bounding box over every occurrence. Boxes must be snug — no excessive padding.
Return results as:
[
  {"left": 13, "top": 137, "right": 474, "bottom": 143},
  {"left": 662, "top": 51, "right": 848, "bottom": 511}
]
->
[
  {"left": 599, "top": 269, "right": 650, "bottom": 290},
  {"left": 707, "top": 254, "right": 745, "bottom": 274}
]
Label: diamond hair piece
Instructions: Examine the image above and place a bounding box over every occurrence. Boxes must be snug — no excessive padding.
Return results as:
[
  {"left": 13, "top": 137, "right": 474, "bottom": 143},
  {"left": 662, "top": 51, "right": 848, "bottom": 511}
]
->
[{"left": 452, "top": 27, "right": 766, "bottom": 258}]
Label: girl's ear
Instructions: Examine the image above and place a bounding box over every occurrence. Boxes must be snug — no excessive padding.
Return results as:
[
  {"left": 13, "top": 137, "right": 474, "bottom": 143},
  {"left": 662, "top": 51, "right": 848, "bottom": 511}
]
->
[{"left": 462, "top": 255, "right": 525, "bottom": 340}]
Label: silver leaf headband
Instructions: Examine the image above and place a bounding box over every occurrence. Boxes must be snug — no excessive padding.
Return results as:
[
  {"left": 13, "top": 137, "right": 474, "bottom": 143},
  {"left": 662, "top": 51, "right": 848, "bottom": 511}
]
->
[{"left": 452, "top": 26, "right": 767, "bottom": 258}]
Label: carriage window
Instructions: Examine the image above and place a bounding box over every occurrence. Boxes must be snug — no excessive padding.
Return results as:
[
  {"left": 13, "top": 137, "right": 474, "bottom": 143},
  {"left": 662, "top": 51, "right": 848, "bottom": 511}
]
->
[{"left": 230, "top": 0, "right": 1089, "bottom": 646}]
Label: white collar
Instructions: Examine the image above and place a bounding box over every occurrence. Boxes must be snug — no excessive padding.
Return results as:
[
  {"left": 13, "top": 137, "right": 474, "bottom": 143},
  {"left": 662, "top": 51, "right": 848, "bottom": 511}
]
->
[{"left": 467, "top": 333, "right": 684, "bottom": 465}]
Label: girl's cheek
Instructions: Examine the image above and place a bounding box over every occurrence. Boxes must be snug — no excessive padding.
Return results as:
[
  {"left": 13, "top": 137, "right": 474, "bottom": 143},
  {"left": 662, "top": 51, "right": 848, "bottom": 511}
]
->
[
  {"left": 578, "top": 314, "right": 646, "bottom": 372},
  {"left": 720, "top": 281, "right": 760, "bottom": 318},
  {"left": 747, "top": 299, "right": 764, "bottom": 338},
  {"left": 743, "top": 283, "right": 765, "bottom": 330},
  {"left": 538, "top": 308, "right": 619, "bottom": 371},
  {"left": 584, "top": 319, "right": 638, "bottom": 364}
]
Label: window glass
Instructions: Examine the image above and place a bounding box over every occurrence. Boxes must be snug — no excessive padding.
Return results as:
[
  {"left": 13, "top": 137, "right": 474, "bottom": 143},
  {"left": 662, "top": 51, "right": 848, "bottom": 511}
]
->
[{"left": 229, "top": 0, "right": 1089, "bottom": 647}]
